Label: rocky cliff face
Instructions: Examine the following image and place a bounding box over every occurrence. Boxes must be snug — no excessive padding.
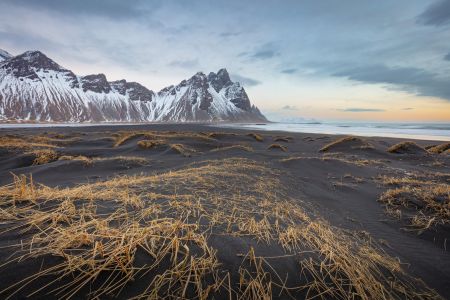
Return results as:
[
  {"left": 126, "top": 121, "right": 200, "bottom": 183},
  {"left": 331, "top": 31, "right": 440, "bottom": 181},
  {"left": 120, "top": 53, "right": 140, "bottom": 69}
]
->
[{"left": 0, "top": 49, "right": 266, "bottom": 122}]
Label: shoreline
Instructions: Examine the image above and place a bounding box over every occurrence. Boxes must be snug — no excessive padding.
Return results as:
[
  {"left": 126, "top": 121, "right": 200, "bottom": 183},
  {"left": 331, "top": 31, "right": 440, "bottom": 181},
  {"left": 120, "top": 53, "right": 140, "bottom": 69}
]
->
[{"left": 1, "top": 121, "right": 448, "bottom": 142}]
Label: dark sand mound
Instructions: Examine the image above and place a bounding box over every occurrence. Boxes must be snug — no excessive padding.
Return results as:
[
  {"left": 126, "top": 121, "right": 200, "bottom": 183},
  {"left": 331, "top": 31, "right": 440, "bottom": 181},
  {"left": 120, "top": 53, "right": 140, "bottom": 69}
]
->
[
  {"left": 379, "top": 175, "right": 450, "bottom": 234},
  {"left": 387, "top": 141, "right": 427, "bottom": 154},
  {"left": 427, "top": 142, "right": 450, "bottom": 154},
  {"left": 320, "top": 136, "right": 374, "bottom": 152},
  {"left": 273, "top": 136, "right": 294, "bottom": 143},
  {"left": 165, "top": 143, "right": 197, "bottom": 157},
  {"left": 267, "top": 143, "right": 288, "bottom": 152},
  {"left": 247, "top": 132, "right": 264, "bottom": 142},
  {"left": 137, "top": 139, "right": 166, "bottom": 149},
  {"left": 204, "top": 131, "right": 238, "bottom": 140},
  {"left": 210, "top": 144, "right": 253, "bottom": 153}
]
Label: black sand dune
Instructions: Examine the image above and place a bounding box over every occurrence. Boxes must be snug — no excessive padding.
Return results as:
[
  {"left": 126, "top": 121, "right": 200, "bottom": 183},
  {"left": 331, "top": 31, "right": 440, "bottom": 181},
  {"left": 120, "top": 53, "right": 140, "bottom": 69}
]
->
[{"left": 0, "top": 124, "right": 449, "bottom": 299}]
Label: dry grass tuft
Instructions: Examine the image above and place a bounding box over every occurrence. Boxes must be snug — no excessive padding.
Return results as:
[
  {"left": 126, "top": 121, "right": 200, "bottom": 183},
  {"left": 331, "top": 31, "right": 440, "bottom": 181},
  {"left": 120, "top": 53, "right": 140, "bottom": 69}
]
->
[
  {"left": 267, "top": 144, "right": 288, "bottom": 152},
  {"left": 96, "top": 156, "right": 149, "bottom": 165},
  {"left": 281, "top": 154, "right": 384, "bottom": 167},
  {"left": 427, "top": 143, "right": 450, "bottom": 154},
  {"left": 26, "top": 149, "right": 58, "bottom": 165},
  {"left": 137, "top": 139, "right": 166, "bottom": 149},
  {"left": 113, "top": 132, "right": 148, "bottom": 147},
  {"left": 273, "top": 136, "right": 293, "bottom": 143},
  {"left": 248, "top": 133, "right": 264, "bottom": 142},
  {"left": 58, "top": 155, "right": 148, "bottom": 166},
  {"left": 114, "top": 130, "right": 215, "bottom": 147},
  {"left": 0, "top": 134, "right": 81, "bottom": 166},
  {"left": 210, "top": 144, "right": 254, "bottom": 152},
  {"left": 169, "top": 144, "right": 197, "bottom": 157},
  {"left": 206, "top": 132, "right": 238, "bottom": 139},
  {"left": 387, "top": 141, "right": 426, "bottom": 154},
  {"left": 0, "top": 135, "right": 57, "bottom": 150},
  {"left": 58, "top": 155, "right": 93, "bottom": 166},
  {"left": 320, "top": 136, "right": 374, "bottom": 152},
  {"left": 379, "top": 176, "right": 449, "bottom": 233}
]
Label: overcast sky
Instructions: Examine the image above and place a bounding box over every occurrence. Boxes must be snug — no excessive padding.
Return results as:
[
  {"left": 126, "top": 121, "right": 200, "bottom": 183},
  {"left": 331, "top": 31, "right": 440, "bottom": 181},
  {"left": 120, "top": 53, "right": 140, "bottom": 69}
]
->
[{"left": 1, "top": 0, "right": 450, "bottom": 121}]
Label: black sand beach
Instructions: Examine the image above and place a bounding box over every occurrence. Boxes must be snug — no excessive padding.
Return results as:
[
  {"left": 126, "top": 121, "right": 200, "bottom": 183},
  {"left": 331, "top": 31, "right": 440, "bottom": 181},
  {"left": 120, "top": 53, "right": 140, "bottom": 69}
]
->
[{"left": 0, "top": 124, "right": 449, "bottom": 299}]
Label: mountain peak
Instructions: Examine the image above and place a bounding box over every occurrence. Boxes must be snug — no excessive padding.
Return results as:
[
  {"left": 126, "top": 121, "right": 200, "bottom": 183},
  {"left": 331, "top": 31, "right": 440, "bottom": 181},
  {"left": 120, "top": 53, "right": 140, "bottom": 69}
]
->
[
  {"left": 217, "top": 68, "right": 229, "bottom": 77},
  {"left": 22, "top": 50, "right": 45, "bottom": 57},
  {"left": 1, "top": 50, "right": 73, "bottom": 80},
  {"left": 7, "top": 50, "right": 62, "bottom": 70},
  {"left": 110, "top": 79, "right": 155, "bottom": 102},
  {"left": 81, "top": 74, "right": 111, "bottom": 93},
  {"left": 188, "top": 71, "right": 208, "bottom": 88},
  {"left": 208, "top": 68, "right": 233, "bottom": 92},
  {"left": 0, "top": 49, "right": 13, "bottom": 62},
  {"left": 18, "top": 50, "right": 57, "bottom": 66},
  {"left": 193, "top": 71, "right": 206, "bottom": 78}
]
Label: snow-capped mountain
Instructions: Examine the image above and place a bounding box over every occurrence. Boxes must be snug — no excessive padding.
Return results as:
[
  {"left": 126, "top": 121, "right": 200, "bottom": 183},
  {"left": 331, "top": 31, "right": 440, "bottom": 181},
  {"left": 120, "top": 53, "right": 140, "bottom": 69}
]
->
[
  {"left": 0, "top": 49, "right": 13, "bottom": 62},
  {"left": 0, "top": 49, "right": 266, "bottom": 122}
]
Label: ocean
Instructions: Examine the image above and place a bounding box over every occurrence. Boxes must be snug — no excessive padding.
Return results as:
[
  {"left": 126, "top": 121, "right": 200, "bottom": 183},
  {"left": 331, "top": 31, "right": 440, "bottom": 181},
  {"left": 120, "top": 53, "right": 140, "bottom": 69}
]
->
[{"left": 218, "top": 121, "right": 450, "bottom": 141}]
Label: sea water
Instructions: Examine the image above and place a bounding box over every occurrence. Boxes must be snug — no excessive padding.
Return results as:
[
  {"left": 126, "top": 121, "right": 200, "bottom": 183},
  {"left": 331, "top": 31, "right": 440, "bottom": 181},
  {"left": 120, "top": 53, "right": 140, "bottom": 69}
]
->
[{"left": 218, "top": 121, "right": 450, "bottom": 141}]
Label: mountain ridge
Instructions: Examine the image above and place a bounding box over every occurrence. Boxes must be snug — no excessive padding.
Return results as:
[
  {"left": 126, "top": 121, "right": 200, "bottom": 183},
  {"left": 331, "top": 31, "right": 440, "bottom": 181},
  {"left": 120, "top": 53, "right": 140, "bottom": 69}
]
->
[{"left": 0, "top": 49, "right": 266, "bottom": 123}]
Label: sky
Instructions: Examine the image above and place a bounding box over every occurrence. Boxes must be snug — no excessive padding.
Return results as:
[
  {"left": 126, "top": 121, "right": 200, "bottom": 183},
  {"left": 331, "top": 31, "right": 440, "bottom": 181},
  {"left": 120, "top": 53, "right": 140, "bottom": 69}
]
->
[{"left": 0, "top": 0, "right": 450, "bottom": 122}]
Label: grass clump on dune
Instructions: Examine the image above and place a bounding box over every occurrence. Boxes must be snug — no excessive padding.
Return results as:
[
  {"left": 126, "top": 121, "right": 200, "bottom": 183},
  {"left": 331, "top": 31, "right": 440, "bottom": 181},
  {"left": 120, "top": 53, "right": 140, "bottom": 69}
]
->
[
  {"left": 387, "top": 141, "right": 426, "bottom": 154},
  {"left": 205, "top": 132, "right": 238, "bottom": 139},
  {"left": 113, "top": 132, "right": 149, "bottom": 147},
  {"left": 379, "top": 175, "right": 449, "bottom": 233},
  {"left": 320, "top": 136, "right": 374, "bottom": 152},
  {"left": 58, "top": 155, "right": 149, "bottom": 166},
  {"left": 427, "top": 142, "right": 450, "bottom": 154},
  {"left": 267, "top": 144, "right": 288, "bottom": 152},
  {"left": 26, "top": 149, "right": 58, "bottom": 165},
  {"left": 114, "top": 130, "right": 215, "bottom": 147},
  {"left": 58, "top": 155, "right": 93, "bottom": 166},
  {"left": 0, "top": 158, "right": 441, "bottom": 299},
  {"left": 210, "top": 144, "right": 254, "bottom": 152},
  {"left": 137, "top": 139, "right": 166, "bottom": 149},
  {"left": 281, "top": 154, "right": 383, "bottom": 167},
  {"left": 273, "top": 136, "right": 293, "bottom": 143},
  {"left": 247, "top": 133, "right": 264, "bottom": 142},
  {"left": 169, "top": 143, "right": 197, "bottom": 156},
  {"left": 0, "top": 135, "right": 57, "bottom": 150}
]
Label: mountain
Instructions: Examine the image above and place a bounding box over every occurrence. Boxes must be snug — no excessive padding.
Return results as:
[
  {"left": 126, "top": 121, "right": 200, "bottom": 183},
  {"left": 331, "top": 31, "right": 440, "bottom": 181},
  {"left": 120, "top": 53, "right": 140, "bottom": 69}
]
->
[
  {"left": 0, "top": 49, "right": 13, "bottom": 62},
  {"left": 0, "top": 49, "right": 266, "bottom": 122}
]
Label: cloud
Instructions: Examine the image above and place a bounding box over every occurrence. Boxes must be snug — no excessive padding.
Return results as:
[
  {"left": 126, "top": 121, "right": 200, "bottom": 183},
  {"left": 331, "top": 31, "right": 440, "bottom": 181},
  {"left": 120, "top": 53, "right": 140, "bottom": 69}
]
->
[
  {"left": 230, "top": 74, "right": 261, "bottom": 87},
  {"left": 402, "top": 107, "right": 414, "bottom": 110},
  {"left": 281, "top": 105, "right": 298, "bottom": 110},
  {"left": 332, "top": 64, "right": 450, "bottom": 101},
  {"left": 338, "top": 108, "right": 386, "bottom": 112},
  {"left": 168, "top": 59, "right": 199, "bottom": 69},
  {"left": 219, "top": 31, "right": 241, "bottom": 38},
  {"left": 445, "top": 52, "right": 450, "bottom": 61},
  {"left": 281, "top": 68, "right": 297, "bottom": 74},
  {"left": 417, "top": 0, "right": 450, "bottom": 26},
  {"left": 251, "top": 50, "right": 278, "bottom": 60},
  {"left": 2, "top": 0, "right": 152, "bottom": 19},
  {"left": 239, "top": 43, "right": 279, "bottom": 61}
]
